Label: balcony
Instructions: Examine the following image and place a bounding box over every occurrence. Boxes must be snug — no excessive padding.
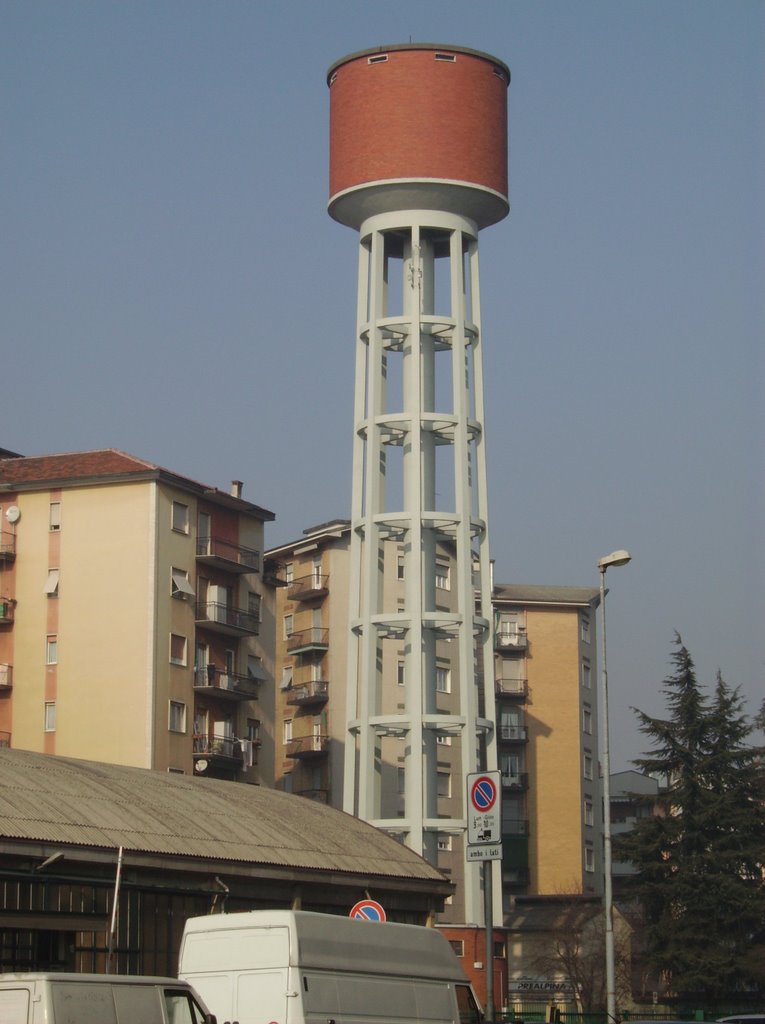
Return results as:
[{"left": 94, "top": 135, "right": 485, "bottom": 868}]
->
[
  {"left": 286, "top": 628, "right": 329, "bottom": 655},
  {"left": 501, "top": 771, "right": 529, "bottom": 791},
  {"left": 0, "top": 664, "right": 12, "bottom": 688},
  {"left": 193, "top": 668, "right": 260, "bottom": 702},
  {"left": 286, "top": 680, "right": 329, "bottom": 707},
  {"left": 196, "top": 536, "right": 260, "bottom": 574},
  {"left": 495, "top": 677, "right": 528, "bottom": 698},
  {"left": 193, "top": 733, "right": 244, "bottom": 771},
  {"left": 495, "top": 629, "right": 527, "bottom": 652},
  {"left": 499, "top": 724, "right": 528, "bottom": 743},
  {"left": 503, "top": 818, "right": 530, "bottom": 836},
  {"left": 0, "top": 532, "right": 16, "bottom": 563},
  {"left": 0, "top": 732, "right": 10, "bottom": 748},
  {"left": 295, "top": 788, "right": 329, "bottom": 803},
  {"left": 195, "top": 601, "right": 259, "bottom": 637},
  {"left": 0, "top": 599, "right": 15, "bottom": 625},
  {"left": 287, "top": 573, "right": 329, "bottom": 602},
  {"left": 285, "top": 734, "right": 330, "bottom": 760}
]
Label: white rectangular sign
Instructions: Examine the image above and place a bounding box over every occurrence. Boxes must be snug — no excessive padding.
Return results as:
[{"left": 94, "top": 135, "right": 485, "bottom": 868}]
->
[{"left": 466, "top": 843, "right": 503, "bottom": 862}]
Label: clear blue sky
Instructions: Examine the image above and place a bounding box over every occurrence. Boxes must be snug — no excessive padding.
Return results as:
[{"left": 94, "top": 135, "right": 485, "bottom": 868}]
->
[{"left": 3, "top": 1, "right": 763, "bottom": 769}]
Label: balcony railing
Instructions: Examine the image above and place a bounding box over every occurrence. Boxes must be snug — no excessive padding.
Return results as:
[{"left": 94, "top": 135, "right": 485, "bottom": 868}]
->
[
  {"left": 0, "top": 664, "right": 12, "bottom": 688},
  {"left": 287, "top": 574, "right": 329, "bottom": 602},
  {"left": 285, "top": 734, "right": 330, "bottom": 759},
  {"left": 495, "top": 678, "right": 528, "bottom": 698},
  {"left": 196, "top": 536, "right": 260, "bottom": 573},
  {"left": 503, "top": 818, "right": 530, "bottom": 836},
  {"left": 0, "top": 599, "right": 15, "bottom": 624},
  {"left": 495, "top": 630, "right": 527, "bottom": 652},
  {"left": 286, "top": 680, "right": 329, "bottom": 706},
  {"left": 501, "top": 771, "right": 529, "bottom": 791},
  {"left": 0, "top": 732, "right": 10, "bottom": 748},
  {"left": 193, "top": 733, "right": 244, "bottom": 762},
  {"left": 193, "top": 668, "right": 260, "bottom": 700},
  {"left": 0, "top": 533, "right": 16, "bottom": 562},
  {"left": 286, "top": 628, "right": 329, "bottom": 654},
  {"left": 499, "top": 725, "right": 528, "bottom": 743},
  {"left": 195, "top": 601, "right": 260, "bottom": 636},
  {"left": 295, "top": 788, "right": 329, "bottom": 803}
]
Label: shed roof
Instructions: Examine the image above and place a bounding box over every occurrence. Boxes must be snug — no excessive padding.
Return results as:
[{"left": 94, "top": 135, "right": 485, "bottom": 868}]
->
[
  {"left": 493, "top": 584, "right": 600, "bottom": 608},
  {"left": 0, "top": 749, "right": 444, "bottom": 882}
]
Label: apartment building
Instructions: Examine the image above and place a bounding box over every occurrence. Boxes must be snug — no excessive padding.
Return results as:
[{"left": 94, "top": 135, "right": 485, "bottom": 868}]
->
[
  {"left": 493, "top": 585, "right": 603, "bottom": 904},
  {"left": 265, "top": 520, "right": 471, "bottom": 922},
  {"left": 0, "top": 449, "right": 274, "bottom": 784},
  {"left": 265, "top": 526, "right": 603, "bottom": 921}
]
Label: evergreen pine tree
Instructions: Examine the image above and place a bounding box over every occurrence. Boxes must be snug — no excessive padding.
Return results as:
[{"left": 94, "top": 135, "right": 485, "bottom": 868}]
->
[{"left": 617, "top": 636, "right": 765, "bottom": 999}]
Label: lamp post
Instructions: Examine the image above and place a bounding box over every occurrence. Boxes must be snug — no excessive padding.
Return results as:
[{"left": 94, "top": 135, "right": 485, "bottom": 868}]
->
[{"left": 597, "top": 549, "right": 632, "bottom": 1023}]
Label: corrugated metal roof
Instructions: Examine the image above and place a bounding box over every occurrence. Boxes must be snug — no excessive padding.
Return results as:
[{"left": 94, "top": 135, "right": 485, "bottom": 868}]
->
[{"left": 0, "top": 750, "right": 444, "bottom": 881}]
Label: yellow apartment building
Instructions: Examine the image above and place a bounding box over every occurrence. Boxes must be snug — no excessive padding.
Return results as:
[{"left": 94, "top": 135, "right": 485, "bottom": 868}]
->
[
  {"left": 493, "top": 585, "right": 603, "bottom": 903},
  {"left": 265, "top": 527, "right": 603, "bottom": 922},
  {"left": 0, "top": 449, "right": 274, "bottom": 784}
]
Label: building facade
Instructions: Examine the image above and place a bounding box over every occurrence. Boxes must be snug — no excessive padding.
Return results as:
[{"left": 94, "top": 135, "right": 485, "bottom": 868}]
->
[
  {"left": 266, "top": 528, "right": 604, "bottom": 924},
  {"left": 0, "top": 449, "right": 274, "bottom": 784},
  {"left": 492, "top": 585, "right": 603, "bottom": 903}
]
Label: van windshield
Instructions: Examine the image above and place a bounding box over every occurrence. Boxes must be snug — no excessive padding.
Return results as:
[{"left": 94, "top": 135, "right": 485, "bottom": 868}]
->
[{"left": 164, "top": 988, "right": 209, "bottom": 1024}]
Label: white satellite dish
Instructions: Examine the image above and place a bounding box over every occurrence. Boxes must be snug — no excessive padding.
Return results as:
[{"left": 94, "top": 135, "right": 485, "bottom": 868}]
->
[{"left": 5, "top": 506, "right": 20, "bottom": 523}]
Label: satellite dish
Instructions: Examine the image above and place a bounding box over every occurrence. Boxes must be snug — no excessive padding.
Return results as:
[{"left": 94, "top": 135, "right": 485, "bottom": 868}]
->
[{"left": 5, "top": 506, "right": 20, "bottom": 523}]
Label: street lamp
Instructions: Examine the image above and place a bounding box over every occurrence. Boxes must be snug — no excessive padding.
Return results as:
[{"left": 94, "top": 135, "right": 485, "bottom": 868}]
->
[{"left": 597, "top": 549, "right": 632, "bottom": 1023}]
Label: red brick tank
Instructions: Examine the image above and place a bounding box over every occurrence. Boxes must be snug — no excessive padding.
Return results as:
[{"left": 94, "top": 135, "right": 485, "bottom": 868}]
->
[{"left": 328, "top": 44, "right": 510, "bottom": 230}]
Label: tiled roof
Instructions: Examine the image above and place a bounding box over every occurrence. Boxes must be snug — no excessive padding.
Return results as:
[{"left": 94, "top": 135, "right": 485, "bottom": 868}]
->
[
  {"left": 0, "top": 448, "right": 274, "bottom": 520},
  {"left": 0, "top": 749, "right": 446, "bottom": 883},
  {"left": 0, "top": 449, "right": 160, "bottom": 485}
]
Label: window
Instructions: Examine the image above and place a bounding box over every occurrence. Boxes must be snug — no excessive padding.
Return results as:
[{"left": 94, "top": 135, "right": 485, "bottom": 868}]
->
[
  {"left": 437, "top": 734, "right": 452, "bottom": 746},
  {"left": 44, "top": 701, "right": 56, "bottom": 732},
  {"left": 437, "top": 771, "right": 451, "bottom": 798},
  {"left": 435, "top": 562, "right": 450, "bottom": 590},
  {"left": 49, "top": 502, "right": 61, "bottom": 531},
  {"left": 280, "top": 665, "right": 293, "bottom": 690},
  {"left": 584, "top": 845, "right": 595, "bottom": 872},
  {"left": 397, "top": 660, "right": 405, "bottom": 686},
  {"left": 438, "top": 835, "right": 453, "bottom": 852},
  {"left": 169, "top": 701, "right": 187, "bottom": 733},
  {"left": 171, "top": 501, "right": 189, "bottom": 534},
  {"left": 582, "top": 662, "right": 591, "bottom": 689},
  {"left": 284, "top": 562, "right": 294, "bottom": 584},
  {"left": 171, "top": 568, "right": 195, "bottom": 599},
  {"left": 247, "top": 591, "right": 262, "bottom": 620},
  {"left": 247, "top": 718, "right": 261, "bottom": 743},
  {"left": 582, "top": 705, "right": 592, "bottom": 734},
  {"left": 170, "top": 633, "right": 187, "bottom": 666},
  {"left": 283, "top": 719, "right": 293, "bottom": 744},
  {"left": 449, "top": 939, "right": 464, "bottom": 957},
  {"left": 584, "top": 799, "right": 594, "bottom": 827},
  {"left": 436, "top": 665, "right": 451, "bottom": 693},
  {"left": 581, "top": 614, "right": 591, "bottom": 643},
  {"left": 44, "top": 568, "right": 59, "bottom": 597},
  {"left": 397, "top": 767, "right": 405, "bottom": 794},
  {"left": 583, "top": 753, "right": 594, "bottom": 780},
  {"left": 397, "top": 553, "right": 405, "bottom": 580},
  {"left": 283, "top": 614, "right": 293, "bottom": 639},
  {"left": 168, "top": 767, "right": 185, "bottom": 774},
  {"left": 46, "top": 635, "right": 58, "bottom": 665}
]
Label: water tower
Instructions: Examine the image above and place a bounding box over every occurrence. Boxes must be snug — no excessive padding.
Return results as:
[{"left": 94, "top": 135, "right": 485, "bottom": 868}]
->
[{"left": 328, "top": 43, "right": 509, "bottom": 923}]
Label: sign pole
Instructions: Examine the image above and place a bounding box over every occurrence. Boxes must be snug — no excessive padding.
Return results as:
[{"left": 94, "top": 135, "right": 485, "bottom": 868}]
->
[{"left": 484, "top": 860, "right": 494, "bottom": 1024}]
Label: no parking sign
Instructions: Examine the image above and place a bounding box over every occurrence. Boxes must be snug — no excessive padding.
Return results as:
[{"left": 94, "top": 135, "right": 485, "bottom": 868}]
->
[
  {"left": 467, "top": 771, "right": 501, "bottom": 845},
  {"left": 350, "top": 899, "right": 386, "bottom": 922}
]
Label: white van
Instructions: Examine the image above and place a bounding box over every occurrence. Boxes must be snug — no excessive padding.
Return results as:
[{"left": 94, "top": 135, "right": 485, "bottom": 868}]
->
[
  {"left": 178, "top": 910, "right": 482, "bottom": 1024},
  {"left": 0, "top": 973, "right": 215, "bottom": 1024}
]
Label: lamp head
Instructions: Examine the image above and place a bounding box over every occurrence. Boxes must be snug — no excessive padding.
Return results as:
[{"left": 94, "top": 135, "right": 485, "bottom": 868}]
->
[{"left": 598, "top": 549, "right": 632, "bottom": 572}]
